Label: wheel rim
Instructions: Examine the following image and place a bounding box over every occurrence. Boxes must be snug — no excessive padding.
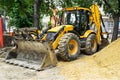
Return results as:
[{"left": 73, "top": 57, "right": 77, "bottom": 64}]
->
[
  {"left": 68, "top": 39, "right": 78, "bottom": 55},
  {"left": 91, "top": 39, "right": 97, "bottom": 51}
]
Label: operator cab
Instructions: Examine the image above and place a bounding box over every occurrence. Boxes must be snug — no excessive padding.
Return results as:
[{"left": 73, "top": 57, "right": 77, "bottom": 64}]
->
[{"left": 61, "top": 8, "right": 91, "bottom": 35}]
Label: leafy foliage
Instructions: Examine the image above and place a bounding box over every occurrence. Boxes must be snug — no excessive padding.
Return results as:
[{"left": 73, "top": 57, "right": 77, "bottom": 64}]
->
[
  {"left": 60, "top": 0, "right": 93, "bottom": 8},
  {"left": 0, "top": 0, "right": 94, "bottom": 28},
  {"left": 9, "top": 0, "right": 33, "bottom": 28},
  {"left": 0, "top": 0, "right": 34, "bottom": 28}
]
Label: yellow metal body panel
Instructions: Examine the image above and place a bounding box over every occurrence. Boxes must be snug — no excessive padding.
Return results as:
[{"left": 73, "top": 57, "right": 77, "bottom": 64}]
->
[
  {"left": 90, "top": 4, "right": 101, "bottom": 45},
  {"left": 64, "top": 7, "right": 91, "bottom": 12},
  {"left": 48, "top": 25, "right": 74, "bottom": 49},
  {"left": 41, "top": 34, "right": 47, "bottom": 41},
  {"left": 37, "top": 30, "right": 41, "bottom": 35},
  {"left": 80, "top": 30, "right": 95, "bottom": 38},
  {"left": 52, "top": 29, "right": 65, "bottom": 49},
  {"left": 63, "top": 25, "right": 74, "bottom": 32},
  {"left": 31, "top": 29, "right": 41, "bottom": 34},
  {"left": 48, "top": 26, "right": 63, "bottom": 32},
  {"left": 32, "top": 30, "right": 41, "bottom": 40}
]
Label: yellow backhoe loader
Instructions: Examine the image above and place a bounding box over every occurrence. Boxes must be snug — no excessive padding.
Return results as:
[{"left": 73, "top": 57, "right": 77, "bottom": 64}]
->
[{"left": 5, "top": 4, "right": 108, "bottom": 70}]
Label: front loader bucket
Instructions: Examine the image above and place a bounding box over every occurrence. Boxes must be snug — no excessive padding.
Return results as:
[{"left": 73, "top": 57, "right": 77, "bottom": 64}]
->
[{"left": 5, "top": 40, "right": 58, "bottom": 70}]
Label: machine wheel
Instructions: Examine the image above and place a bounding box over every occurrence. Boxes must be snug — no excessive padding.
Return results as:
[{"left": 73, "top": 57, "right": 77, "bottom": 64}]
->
[
  {"left": 57, "top": 33, "right": 80, "bottom": 61},
  {"left": 85, "top": 34, "right": 97, "bottom": 55}
]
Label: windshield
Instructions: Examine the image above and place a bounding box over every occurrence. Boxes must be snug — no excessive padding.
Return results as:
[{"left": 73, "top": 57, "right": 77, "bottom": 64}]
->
[{"left": 61, "top": 11, "right": 77, "bottom": 25}]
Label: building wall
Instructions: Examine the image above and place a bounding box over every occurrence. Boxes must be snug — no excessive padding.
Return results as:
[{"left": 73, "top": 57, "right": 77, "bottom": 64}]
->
[
  {"left": 102, "top": 15, "right": 120, "bottom": 40},
  {"left": 102, "top": 15, "right": 114, "bottom": 34}
]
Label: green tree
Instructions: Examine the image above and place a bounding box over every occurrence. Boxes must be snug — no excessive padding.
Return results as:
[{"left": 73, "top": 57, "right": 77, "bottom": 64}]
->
[
  {"left": 0, "top": 0, "right": 55, "bottom": 28},
  {"left": 0, "top": 0, "right": 34, "bottom": 28},
  {"left": 0, "top": 0, "right": 94, "bottom": 28},
  {"left": 60, "top": 0, "right": 93, "bottom": 8}
]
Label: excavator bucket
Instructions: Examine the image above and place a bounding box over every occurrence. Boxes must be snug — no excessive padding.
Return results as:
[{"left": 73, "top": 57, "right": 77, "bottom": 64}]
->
[{"left": 5, "top": 40, "right": 58, "bottom": 70}]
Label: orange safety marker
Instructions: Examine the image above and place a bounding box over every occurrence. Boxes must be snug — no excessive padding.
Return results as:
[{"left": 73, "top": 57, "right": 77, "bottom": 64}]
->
[
  {"left": 0, "top": 17, "right": 4, "bottom": 48},
  {"left": 10, "top": 32, "right": 13, "bottom": 36}
]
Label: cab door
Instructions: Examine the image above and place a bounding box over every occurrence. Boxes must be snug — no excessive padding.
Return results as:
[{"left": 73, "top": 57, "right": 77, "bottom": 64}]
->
[{"left": 80, "top": 10, "right": 90, "bottom": 35}]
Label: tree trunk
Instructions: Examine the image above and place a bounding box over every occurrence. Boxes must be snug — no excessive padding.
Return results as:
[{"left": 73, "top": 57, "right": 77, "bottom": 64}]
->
[
  {"left": 111, "top": 15, "right": 119, "bottom": 41},
  {"left": 33, "top": 0, "right": 41, "bottom": 29}
]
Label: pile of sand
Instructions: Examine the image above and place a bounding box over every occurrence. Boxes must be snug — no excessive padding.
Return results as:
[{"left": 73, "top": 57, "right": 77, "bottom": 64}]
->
[
  {"left": 58, "top": 38, "right": 120, "bottom": 80},
  {"left": 94, "top": 38, "right": 120, "bottom": 68},
  {"left": 58, "top": 57, "right": 103, "bottom": 80}
]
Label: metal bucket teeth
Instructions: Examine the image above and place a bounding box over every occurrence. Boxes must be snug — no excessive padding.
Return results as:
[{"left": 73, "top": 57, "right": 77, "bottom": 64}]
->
[
  {"left": 14, "top": 60, "right": 19, "bottom": 65},
  {"left": 5, "top": 59, "right": 41, "bottom": 70}
]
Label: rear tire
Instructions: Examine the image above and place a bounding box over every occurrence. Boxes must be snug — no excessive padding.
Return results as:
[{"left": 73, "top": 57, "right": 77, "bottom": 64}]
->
[
  {"left": 85, "top": 34, "right": 97, "bottom": 55},
  {"left": 57, "top": 33, "right": 80, "bottom": 61}
]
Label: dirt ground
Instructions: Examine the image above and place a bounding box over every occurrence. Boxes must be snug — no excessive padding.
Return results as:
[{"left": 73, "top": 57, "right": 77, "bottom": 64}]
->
[
  {"left": 0, "top": 58, "right": 65, "bottom": 80},
  {"left": 0, "top": 38, "right": 120, "bottom": 80}
]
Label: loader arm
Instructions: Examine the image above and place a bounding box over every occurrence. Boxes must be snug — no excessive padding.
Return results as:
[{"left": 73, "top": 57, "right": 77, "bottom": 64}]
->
[
  {"left": 90, "top": 4, "right": 102, "bottom": 45},
  {"left": 90, "top": 4, "right": 108, "bottom": 45}
]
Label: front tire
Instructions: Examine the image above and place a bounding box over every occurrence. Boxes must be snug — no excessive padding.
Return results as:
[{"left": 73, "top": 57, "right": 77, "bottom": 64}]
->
[{"left": 57, "top": 33, "right": 80, "bottom": 61}]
